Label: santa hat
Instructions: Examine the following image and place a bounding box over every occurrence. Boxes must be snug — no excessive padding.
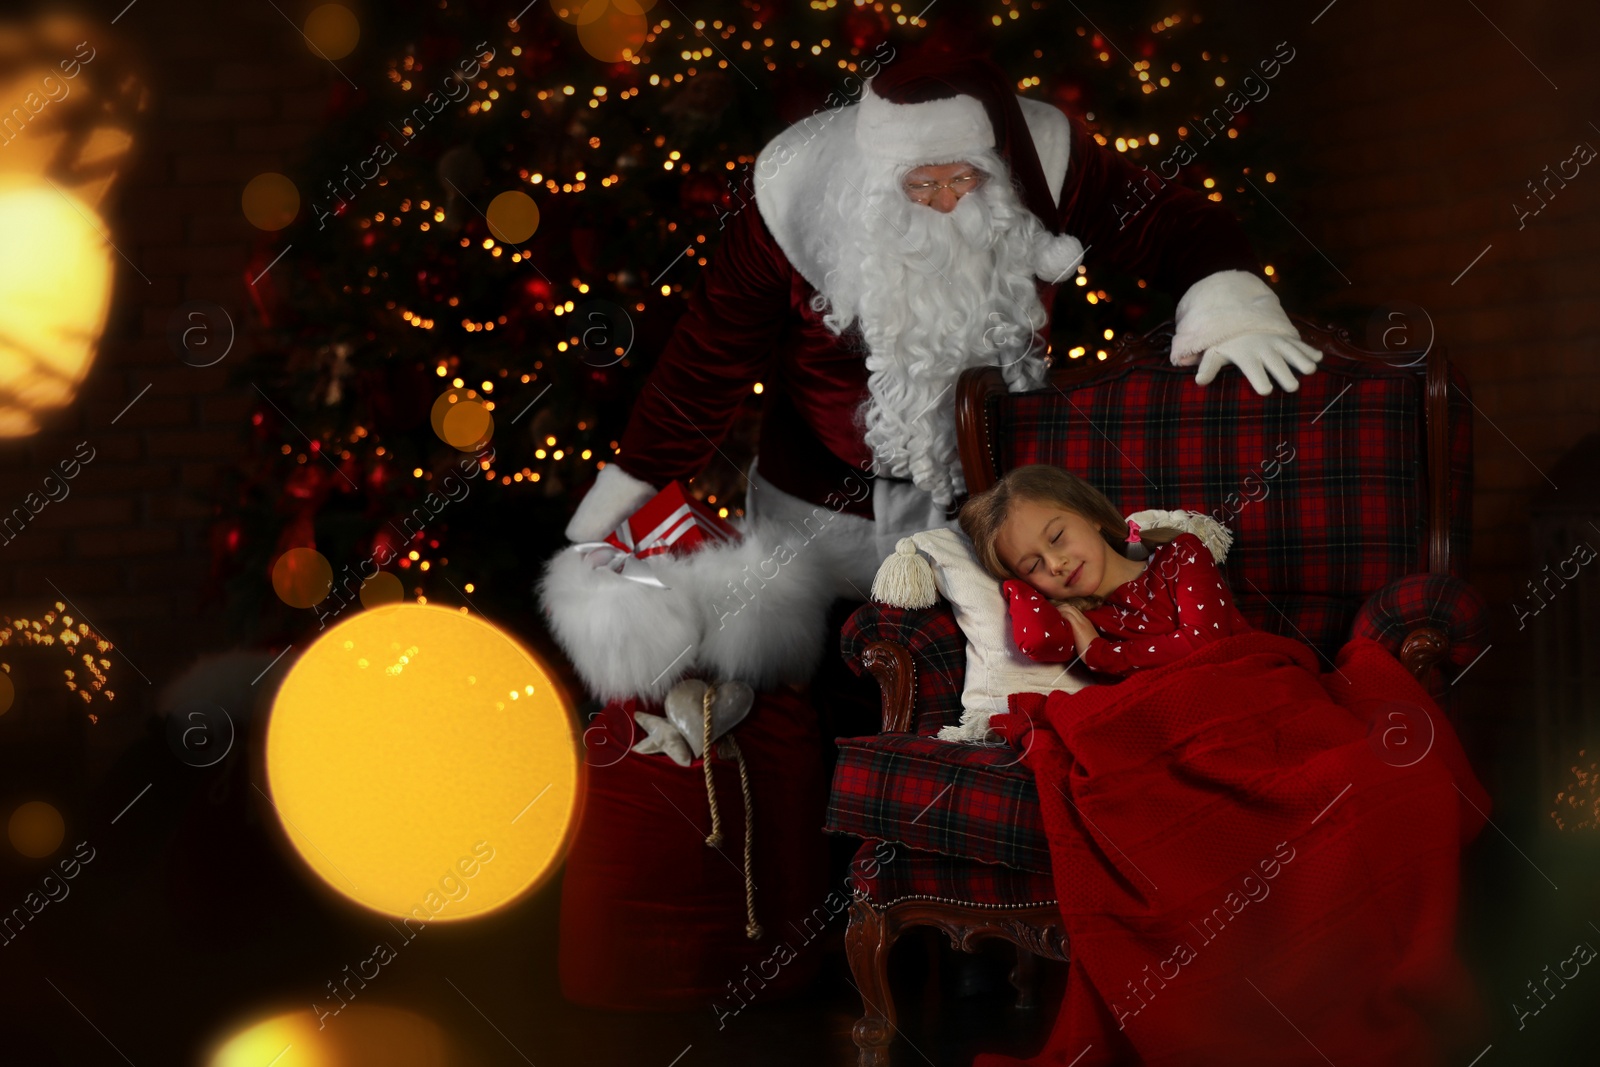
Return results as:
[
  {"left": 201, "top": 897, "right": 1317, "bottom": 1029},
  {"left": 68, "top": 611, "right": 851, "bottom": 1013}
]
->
[{"left": 854, "top": 46, "right": 1084, "bottom": 282}]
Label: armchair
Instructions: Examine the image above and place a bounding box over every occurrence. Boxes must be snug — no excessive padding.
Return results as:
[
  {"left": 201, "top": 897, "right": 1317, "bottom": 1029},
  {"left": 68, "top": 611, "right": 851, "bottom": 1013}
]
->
[{"left": 825, "top": 315, "right": 1487, "bottom": 1066}]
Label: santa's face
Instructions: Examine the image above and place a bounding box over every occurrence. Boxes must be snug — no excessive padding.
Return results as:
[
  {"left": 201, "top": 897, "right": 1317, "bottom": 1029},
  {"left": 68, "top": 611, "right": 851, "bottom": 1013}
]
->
[
  {"left": 995, "top": 497, "right": 1114, "bottom": 601},
  {"left": 900, "top": 161, "right": 987, "bottom": 213}
]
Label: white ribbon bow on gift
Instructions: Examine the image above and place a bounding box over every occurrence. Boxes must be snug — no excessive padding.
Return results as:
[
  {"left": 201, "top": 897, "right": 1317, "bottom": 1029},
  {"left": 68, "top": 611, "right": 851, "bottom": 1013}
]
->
[{"left": 568, "top": 540, "right": 670, "bottom": 587}]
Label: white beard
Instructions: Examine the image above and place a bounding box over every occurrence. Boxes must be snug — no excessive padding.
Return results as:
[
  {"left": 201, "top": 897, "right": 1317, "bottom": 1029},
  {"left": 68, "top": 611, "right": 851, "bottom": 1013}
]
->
[{"left": 809, "top": 145, "right": 1053, "bottom": 510}]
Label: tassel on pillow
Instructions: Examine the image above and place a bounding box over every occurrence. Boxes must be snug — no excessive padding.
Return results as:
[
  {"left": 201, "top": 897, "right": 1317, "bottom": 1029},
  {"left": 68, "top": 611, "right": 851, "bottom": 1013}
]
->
[{"left": 871, "top": 538, "right": 939, "bottom": 609}]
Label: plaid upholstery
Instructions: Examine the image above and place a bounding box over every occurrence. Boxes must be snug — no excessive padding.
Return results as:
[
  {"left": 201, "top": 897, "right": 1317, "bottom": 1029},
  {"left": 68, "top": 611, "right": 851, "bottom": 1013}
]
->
[
  {"left": 827, "top": 337, "right": 1476, "bottom": 889},
  {"left": 847, "top": 839, "right": 1058, "bottom": 909},
  {"left": 827, "top": 733, "right": 1048, "bottom": 873},
  {"left": 1351, "top": 573, "right": 1490, "bottom": 668},
  {"left": 997, "top": 354, "right": 1474, "bottom": 664},
  {"left": 840, "top": 601, "right": 967, "bottom": 734}
]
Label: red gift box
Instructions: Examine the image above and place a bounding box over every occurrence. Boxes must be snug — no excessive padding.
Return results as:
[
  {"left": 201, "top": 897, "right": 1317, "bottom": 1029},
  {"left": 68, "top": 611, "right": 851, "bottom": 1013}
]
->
[{"left": 604, "top": 481, "right": 740, "bottom": 560}]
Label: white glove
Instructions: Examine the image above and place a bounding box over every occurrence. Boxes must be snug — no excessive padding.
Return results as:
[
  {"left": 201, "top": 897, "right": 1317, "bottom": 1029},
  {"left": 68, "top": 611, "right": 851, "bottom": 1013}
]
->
[
  {"left": 1194, "top": 333, "right": 1322, "bottom": 395},
  {"left": 565, "top": 463, "right": 657, "bottom": 542}
]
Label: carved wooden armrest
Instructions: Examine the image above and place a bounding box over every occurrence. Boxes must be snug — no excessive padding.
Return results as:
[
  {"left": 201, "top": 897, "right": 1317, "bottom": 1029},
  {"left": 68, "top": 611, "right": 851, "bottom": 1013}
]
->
[
  {"left": 1398, "top": 627, "right": 1449, "bottom": 680},
  {"left": 859, "top": 640, "right": 915, "bottom": 734},
  {"left": 1350, "top": 575, "right": 1489, "bottom": 695}
]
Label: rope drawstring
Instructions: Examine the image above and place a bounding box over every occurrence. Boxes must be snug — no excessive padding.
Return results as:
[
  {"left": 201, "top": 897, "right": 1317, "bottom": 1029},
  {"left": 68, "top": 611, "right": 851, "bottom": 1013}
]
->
[
  {"left": 701, "top": 683, "right": 724, "bottom": 847},
  {"left": 699, "top": 683, "right": 762, "bottom": 940},
  {"left": 724, "top": 733, "right": 763, "bottom": 941}
]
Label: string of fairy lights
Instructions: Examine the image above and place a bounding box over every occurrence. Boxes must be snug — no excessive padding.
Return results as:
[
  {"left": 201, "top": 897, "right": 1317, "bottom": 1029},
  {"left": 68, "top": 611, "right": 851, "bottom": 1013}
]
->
[
  {"left": 0, "top": 604, "right": 116, "bottom": 721},
  {"left": 270, "top": 3, "right": 1290, "bottom": 601},
  {"left": 1551, "top": 750, "right": 1600, "bottom": 832}
]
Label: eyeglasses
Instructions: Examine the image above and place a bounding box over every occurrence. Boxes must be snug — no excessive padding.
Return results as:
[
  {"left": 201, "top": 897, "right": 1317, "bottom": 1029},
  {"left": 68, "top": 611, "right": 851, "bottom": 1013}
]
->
[{"left": 903, "top": 172, "right": 986, "bottom": 203}]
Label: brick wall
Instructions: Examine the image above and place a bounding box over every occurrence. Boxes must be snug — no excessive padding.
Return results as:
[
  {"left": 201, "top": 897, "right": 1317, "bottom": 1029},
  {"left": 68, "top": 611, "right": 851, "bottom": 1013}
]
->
[
  {"left": 0, "top": 1, "right": 335, "bottom": 746},
  {"left": 1259, "top": 0, "right": 1599, "bottom": 609}
]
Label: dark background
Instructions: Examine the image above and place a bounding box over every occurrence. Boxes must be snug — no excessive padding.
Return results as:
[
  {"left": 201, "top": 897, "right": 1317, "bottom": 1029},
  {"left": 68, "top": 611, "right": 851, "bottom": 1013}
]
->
[{"left": 0, "top": 0, "right": 1595, "bottom": 1064}]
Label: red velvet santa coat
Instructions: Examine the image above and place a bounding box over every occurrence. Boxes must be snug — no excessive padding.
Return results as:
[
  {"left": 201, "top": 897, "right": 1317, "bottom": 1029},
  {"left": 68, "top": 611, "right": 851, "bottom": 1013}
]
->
[{"left": 612, "top": 107, "right": 1262, "bottom": 519}]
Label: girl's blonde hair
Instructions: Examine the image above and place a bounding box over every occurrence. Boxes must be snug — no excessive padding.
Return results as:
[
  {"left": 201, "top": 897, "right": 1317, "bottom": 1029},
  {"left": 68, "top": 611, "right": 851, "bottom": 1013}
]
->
[{"left": 958, "top": 464, "right": 1176, "bottom": 610}]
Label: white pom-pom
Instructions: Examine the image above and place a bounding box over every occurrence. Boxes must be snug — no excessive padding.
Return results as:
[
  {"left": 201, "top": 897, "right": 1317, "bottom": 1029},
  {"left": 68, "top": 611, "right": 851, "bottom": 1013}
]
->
[
  {"left": 1032, "top": 230, "right": 1086, "bottom": 285},
  {"left": 871, "top": 538, "right": 939, "bottom": 609}
]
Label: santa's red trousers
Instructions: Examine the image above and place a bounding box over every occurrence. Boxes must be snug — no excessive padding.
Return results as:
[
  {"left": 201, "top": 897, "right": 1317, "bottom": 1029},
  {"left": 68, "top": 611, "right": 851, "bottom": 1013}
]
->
[{"left": 979, "top": 633, "right": 1488, "bottom": 1067}]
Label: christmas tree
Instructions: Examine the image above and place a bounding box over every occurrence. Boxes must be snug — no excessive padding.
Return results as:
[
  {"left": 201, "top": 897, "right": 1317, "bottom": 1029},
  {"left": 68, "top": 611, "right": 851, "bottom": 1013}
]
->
[{"left": 214, "top": 0, "right": 1320, "bottom": 648}]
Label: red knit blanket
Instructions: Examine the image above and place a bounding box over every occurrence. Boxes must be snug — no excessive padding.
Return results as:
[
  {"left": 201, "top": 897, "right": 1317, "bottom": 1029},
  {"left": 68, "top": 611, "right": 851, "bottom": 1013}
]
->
[{"left": 978, "top": 632, "right": 1488, "bottom": 1067}]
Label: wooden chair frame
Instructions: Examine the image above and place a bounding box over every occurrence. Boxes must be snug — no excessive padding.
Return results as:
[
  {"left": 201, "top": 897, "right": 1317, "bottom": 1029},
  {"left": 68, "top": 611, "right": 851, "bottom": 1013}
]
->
[{"left": 844, "top": 313, "right": 1460, "bottom": 1066}]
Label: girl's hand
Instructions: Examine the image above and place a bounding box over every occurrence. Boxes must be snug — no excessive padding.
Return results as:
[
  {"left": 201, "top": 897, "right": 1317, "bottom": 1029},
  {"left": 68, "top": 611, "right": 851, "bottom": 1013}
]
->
[{"left": 1058, "top": 603, "right": 1100, "bottom": 658}]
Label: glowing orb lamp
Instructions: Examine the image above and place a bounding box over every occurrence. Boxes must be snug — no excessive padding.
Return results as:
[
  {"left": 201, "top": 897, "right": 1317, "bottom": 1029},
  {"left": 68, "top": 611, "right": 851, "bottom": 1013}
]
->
[
  {"left": 265, "top": 604, "right": 578, "bottom": 920},
  {"left": 0, "top": 177, "right": 114, "bottom": 437},
  {"left": 207, "top": 1004, "right": 455, "bottom": 1067}
]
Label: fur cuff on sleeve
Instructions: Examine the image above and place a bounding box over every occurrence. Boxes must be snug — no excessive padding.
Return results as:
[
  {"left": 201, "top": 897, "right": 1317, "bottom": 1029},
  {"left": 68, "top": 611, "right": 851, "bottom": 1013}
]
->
[
  {"left": 564, "top": 464, "right": 658, "bottom": 542},
  {"left": 1169, "top": 269, "right": 1300, "bottom": 367},
  {"left": 538, "top": 520, "right": 833, "bottom": 704}
]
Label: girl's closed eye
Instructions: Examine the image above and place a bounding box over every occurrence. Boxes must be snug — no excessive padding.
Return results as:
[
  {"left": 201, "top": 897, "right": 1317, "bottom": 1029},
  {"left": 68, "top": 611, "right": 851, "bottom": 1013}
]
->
[{"left": 1029, "top": 530, "right": 1059, "bottom": 577}]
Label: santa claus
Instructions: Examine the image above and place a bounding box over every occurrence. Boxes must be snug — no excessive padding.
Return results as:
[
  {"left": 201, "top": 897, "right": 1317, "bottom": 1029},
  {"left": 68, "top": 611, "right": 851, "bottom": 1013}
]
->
[
  {"left": 542, "top": 47, "right": 1321, "bottom": 703},
  {"left": 567, "top": 48, "right": 1316, "bottom": 588}
]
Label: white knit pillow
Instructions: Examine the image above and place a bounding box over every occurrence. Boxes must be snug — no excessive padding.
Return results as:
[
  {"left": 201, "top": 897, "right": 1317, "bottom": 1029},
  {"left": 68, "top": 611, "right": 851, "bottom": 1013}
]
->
[{"left": 909, "top": 527, "right": 1094, "bottom": 743}]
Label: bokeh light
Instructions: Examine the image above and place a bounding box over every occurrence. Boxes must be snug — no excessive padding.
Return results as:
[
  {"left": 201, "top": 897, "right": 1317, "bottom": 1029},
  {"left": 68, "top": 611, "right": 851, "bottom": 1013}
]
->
[
  {"left": 359, "top": 571, "right": 405, "bottom": 609},
  {"left": 242, "top": 172, "right": 301, "bottom": 231},
  {"left": 264, "top": 604, "right": 579, "bottom": 920},
  {"left": 441, "top": 400, "right": 492, "bottom": 451},
  {"left": 484, "top": 190, "right": 539, "bottom": 243},
  {"left": 430, "top": 388, "right": 494, "bottom": 451},
  {"left": 552, "top": 0, "right": 610, "bottom": 26},
  {"left": 576, "top": 7, "right": 649, "bottom": 63},
  {"left": 0, "top": 669, "right": 12, "bottom": 715},
  {"left": 0, "top": 178, "right": 114, "bottom": 438},
  {"left": 9, "top": 800, "right": 64, "bottom": 858},
  {"left": 272, "top": 547, "right": 334, "bottom": 608},
  {"left": 303, "top": 4, "right": 361, "bottom": 61},
  {"left": 207, "top": 1003, "right": 458, "bottom": 1067}
]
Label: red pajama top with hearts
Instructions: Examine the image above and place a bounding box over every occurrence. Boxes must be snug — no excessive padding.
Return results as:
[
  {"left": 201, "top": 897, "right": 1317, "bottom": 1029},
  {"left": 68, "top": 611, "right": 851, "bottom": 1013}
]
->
[{"left": 1002, "top": 532, "right": 1254, "bottom": 677}]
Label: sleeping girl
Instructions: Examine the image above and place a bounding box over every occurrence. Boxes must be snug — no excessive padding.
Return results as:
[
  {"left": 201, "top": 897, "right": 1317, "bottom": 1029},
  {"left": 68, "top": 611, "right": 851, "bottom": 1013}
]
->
[
  {"left": 952, "top": 463, "right": 1488, "bottom": 1067},
  {"left": 957, "top": 463, "right": 1253, "bottom": 676}
]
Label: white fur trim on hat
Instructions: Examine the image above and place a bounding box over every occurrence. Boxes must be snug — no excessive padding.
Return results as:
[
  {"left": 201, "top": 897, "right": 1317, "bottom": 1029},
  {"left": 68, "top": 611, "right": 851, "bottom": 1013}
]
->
[
  {"left": 854, "top": 77, "right": 994, "bottom": 168},
  {"left": 753, "top": 96, "right": 1071, "bottom": 295},
  {"left": 1168, "top": 269, "right": 1301, "bottom": 367},
  {"left": 563, "top": 463, "right": 657, "bottom": 543}
]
